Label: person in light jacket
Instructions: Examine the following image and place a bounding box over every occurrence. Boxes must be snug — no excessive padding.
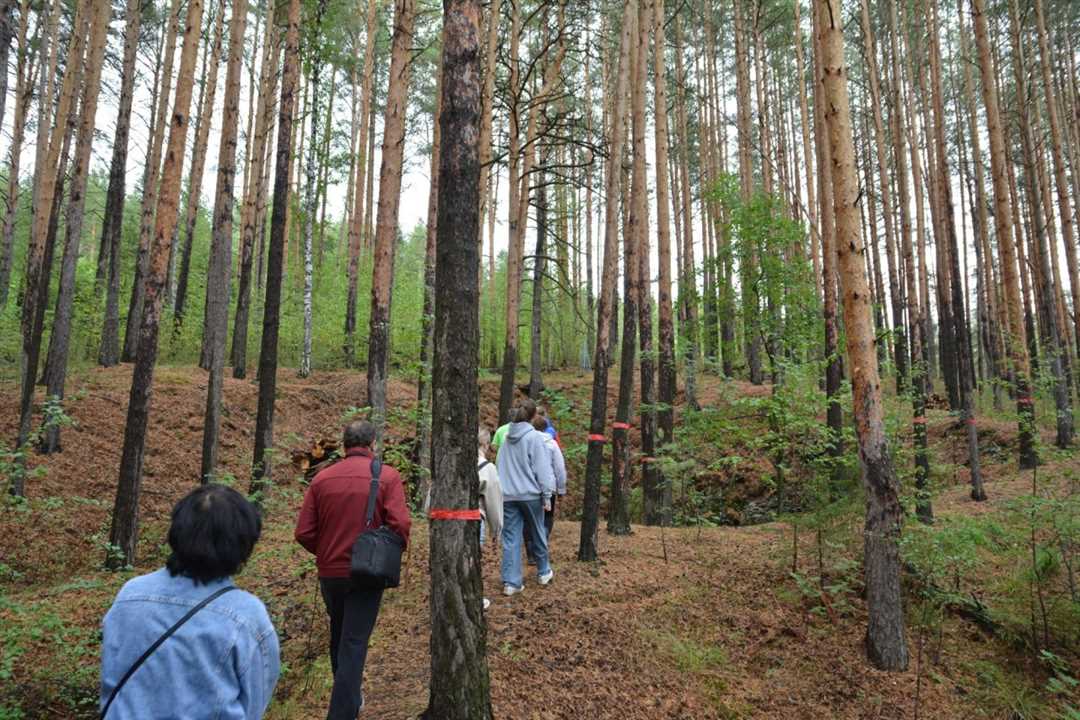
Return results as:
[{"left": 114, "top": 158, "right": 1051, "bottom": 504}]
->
[
  {"left": 100, "top": 485, "right": 280, "bottom": 720},
  {"left": 496, "top": 399, "right": 555, "bottom": 596},
  {"left": 477, "top": 427, "right": 504, "bottom": 543},
  {"left": 525, "top": 412, "right": 567, "bottom": 564}
]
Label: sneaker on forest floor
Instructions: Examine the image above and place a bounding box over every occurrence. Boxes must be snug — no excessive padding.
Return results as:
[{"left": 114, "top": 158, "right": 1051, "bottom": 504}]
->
[
  {"left": 503, "top": 584, "right": 523, "bottom": 596},
  {"left": 483, "top": 597, "right": 491, "bottom": 610},
  {"left": 539, "top": 569, "right": 554, "bottom": 586}
]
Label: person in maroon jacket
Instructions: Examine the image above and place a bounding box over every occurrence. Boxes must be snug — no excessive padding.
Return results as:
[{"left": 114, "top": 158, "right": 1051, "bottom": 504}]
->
[{"left": 295, "top": 420, "right": 411, "bottom": 719}]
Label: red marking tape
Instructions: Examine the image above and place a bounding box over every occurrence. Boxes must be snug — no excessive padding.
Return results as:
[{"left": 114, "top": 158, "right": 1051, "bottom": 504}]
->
[
  {"left": 639, "top": 456, "right": 657, "bottom": 464},
  {"left": 1018, "top": 397, "right": 1034, "bottom": 406},
  {"left": 588, "top": 434, "right": 607, "bottom": 443},
  {"left": 612, "top": 422, "right": 632, "bottom": 430},
  {"left": 429, "top": 509, "right": 481, "bottom": 521}
]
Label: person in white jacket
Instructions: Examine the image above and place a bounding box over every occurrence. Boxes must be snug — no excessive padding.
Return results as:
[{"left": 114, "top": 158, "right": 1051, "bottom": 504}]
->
[
  {"left": 477, "top": 428, "right": 503, "bottom": 545},
  {"left": 524, "top": 413, "right": 567, "bottom": 565}
]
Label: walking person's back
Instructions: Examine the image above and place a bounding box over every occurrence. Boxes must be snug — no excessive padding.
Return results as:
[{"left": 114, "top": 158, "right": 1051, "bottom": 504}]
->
[
  {"left": 295, "top": 420, "right": 411, "bottom": 719},
  {"left": 496, "top": 400, "right": 555, "bottom": 595},
  {"left": 100, "top": 485, "right": 279, "bottom": 720}
]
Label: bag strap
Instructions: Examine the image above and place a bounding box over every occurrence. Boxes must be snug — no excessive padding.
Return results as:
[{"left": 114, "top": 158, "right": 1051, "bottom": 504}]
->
[
  {"left": 100, "top": 585, "right": 236, "bottom": 719},
  {"left": 364, "top": 458, "right": 382, "bottom": 529},
  {"left": 478, "top": 460, "right": 490, "bottom": 471}
]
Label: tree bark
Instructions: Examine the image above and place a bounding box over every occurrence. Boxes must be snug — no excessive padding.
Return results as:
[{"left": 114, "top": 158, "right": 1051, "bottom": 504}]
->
[
  {"left": 972, "top": 0, "right": 1036, "bottom": 468},
  {"left": 422, "top": 2, "right": 492, "bottom": 715},
  {"left": 106, "top": 0, "right": 205, "bottom": 564},
  {"left": 174, "top": 0, "right": 225, "bottom": 326},
  {"left": 300, "top": 0, "right": 328, "bottom": 379},
  {"left": 344, "top": 0, "right": 379, "bottom": 368},
  {"left": 122, "top": 0, "right": 183, "bottom": 363},
  {"left": 228, "top": 13, "right": 280, "bottom": 376},
  {"left": 367, "top": 0, "right": 416, "bottom": 449},
  {"left": 579, "top": 0, "right": 635, "bottom": 562},
  {"left": 39, "top": 0, "right": 111, "bottom": 454},
  {"left": 672, "top": 13, "right": 698, "bottom": 409},
  {"left": 200, "top": 0, "right": 249, "bottom": 483},
  {"left": 817, "top": 0, "right": 909, "bottom": 671},
  {"left": 250, "top": 0, "right": 301, "bottom": 496}
]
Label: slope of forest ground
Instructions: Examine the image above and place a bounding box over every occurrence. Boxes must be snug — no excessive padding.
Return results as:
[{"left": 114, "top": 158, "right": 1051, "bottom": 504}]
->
[{"left": 1, "top": 366, "right": 1078, "bottom": 718}]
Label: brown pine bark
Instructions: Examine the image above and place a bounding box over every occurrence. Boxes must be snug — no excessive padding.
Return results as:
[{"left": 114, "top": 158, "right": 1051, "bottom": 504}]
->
[
  {"left": 123, "top": 0, "right": 183, "bottom": 363},
  {"left": 343, "top": 0, "right": 379, "bottom": 368},
  {"left": 793, "top": 0, "right": 819, "bottom": 302},
  {"left": 97, "top": 0, "right": 144, "bottom": 365},
  {"left": 650, "top": 0, "right": 675, "bottom": 526},
  {"left": 421, "top": 2, "right": 492, "bottom": 715},
  {"left": 367, "top": 0, "right": 416, "bottom": 448},
  {"left": 972, "top": 0, "right": 1036, "bottom": 468},
  {"left": 672, "top": 13, "right": 698, "bottom": 409},
  {"left": 39, "top": 0, "right": 111, "bottom": 454},
  {"left": 817, "top": 0, "right": 909, "bottom": 671},
  {"left": 250, "top": 0, "right": 302, "bottom": 495},
  {"left": 10, "top": 0, "right": 87, "bottom": 495},
  {"left": 106, "top": 0, "right": 205, "bottom": 564},
  {"left": 579, "top": 0, "right": 635, "bottom": 562},
  {"left": 228, "top": 14, "right": 280, "bottom": 376},
  {"left": 610, "top": 0, "right": 645, "bottom": 538},
  {"left": 200, "top": 0, "right": 249, "bottom": 483},
  {"left": 174, "top": 0, "right": 225, "bottom": 325}
]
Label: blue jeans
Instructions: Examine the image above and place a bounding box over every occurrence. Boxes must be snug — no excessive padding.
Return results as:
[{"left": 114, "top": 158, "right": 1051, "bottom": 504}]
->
[{"left": 501, "top": 498, "right": 551, "bottom": 588}]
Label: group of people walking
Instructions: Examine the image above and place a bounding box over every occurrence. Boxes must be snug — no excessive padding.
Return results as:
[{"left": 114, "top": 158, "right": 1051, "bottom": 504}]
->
[{"left": 98, "top": 399, "right": 567, "bottom": 719}]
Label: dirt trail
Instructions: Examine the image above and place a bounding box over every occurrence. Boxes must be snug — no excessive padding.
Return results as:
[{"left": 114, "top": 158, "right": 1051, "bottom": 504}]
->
[{"left": 0, "top": 366, "right": 1028, "bottom": 718}]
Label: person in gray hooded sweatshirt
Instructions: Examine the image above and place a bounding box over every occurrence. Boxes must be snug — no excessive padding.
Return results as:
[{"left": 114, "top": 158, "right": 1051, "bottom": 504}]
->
[{"left": 496, "top": 399, "right": 555, "bottom": 595}]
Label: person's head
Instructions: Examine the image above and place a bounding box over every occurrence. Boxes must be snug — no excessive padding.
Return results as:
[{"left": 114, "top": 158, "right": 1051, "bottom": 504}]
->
[
  {"left": 513, "top": 398, "right": 537, "bottom": 423},
  {"left": 478, "top": 427, "right": 491, "bottom": 453},
  {"left": 531, "top": 414, "right": 548, "bottom": 432},
  {"left": 166, "top": 485, "right": 262, "bottom": 584},
  {"left": 343, "top": 420, "right": 376, "bottom": 450}
]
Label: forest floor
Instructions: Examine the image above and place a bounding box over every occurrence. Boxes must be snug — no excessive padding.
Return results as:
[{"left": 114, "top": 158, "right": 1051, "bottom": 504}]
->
[{"left": 0, "top": 365, "right": 1075, "bottom": 718}]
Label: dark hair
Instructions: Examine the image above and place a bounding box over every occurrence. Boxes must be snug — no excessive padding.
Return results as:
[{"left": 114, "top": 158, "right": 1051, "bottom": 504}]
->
[
  {"left": 531, "top": 414, "right": 547, "bottom": 432},
  {"left": 343, "top": 420, "right": 376, "bottom": 449},
  {"left": 513, "top": 399, "right": 537, "bottom": 423},
  {"left": 166, "top": 485, "right": 262, "bottom": 584}
]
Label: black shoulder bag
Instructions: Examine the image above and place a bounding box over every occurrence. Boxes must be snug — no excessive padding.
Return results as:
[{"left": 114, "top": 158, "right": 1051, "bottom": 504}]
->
[
  {"left": 100, "top": 585, "right": 236, "bottom": 719},
  {"left": 350, "top": 459, "right": 405, "bottom": 588}
]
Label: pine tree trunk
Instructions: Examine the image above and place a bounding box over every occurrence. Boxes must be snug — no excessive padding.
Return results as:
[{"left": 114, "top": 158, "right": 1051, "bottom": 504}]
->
[
  {"left": 343, "top": 0, "right": 379, "bottom": 368},
  {"left": 421, "top": 3, "right": 492, "bottom": 715},
  {"left": 250, "top": 0, "right": 301, "bottom": 496},
  {"left": 651, "top": 0, "right": 675, "bottom": 525},
  {"left": 367, "top": 0, "right": 416, "bottom": 448},
  {"left": 10, "top": 0, "right": 86, "bottom": 495},
  {"left": 228, "top": 14, "right": 280, "bottom": 377},
  {"left": 39, "top": 0, "right": 111, "bottom": 454},
  {"left": 122, "top": 0, "right": 183, "bottom": 363},
  {"left": 672, "top": 14, "right": 698, "bottom": 409},
  {"left": 416, "top": 63, "right": 443, "bottom": 511},
  {"left": 579, "top": 0, "right": 635, "bottom": 562},
  {"left": 529, "top": 167, "right": 547, "bottom": 399},
  {"left": 610, "top": 0, "right": 645, "bottom": 538},
  {"left": 106, "top": 0, "right": 205, "bottom": 562},
  {"left": 200, "top": 0, "right": 248, "bottom": 483},
  {"left": 174, "top": 0, "right": 225, "bottom": 326},
  {"left": 972, "top": 0, "right": 1036, "bottom": 468},
  {"left": 97, "top": 0, "right": 143, "bottom": 364},
  {"left": 816, "top": 0, "right": 909, "bottom": 671}
]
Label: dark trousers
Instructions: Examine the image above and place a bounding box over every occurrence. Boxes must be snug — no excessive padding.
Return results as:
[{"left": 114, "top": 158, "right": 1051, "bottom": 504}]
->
[
  {"left": 524, "top": 494, "right": 556, "bottom": 563},
  {"left": 319, "top": 578, "right": 384, "bottom": 719}
]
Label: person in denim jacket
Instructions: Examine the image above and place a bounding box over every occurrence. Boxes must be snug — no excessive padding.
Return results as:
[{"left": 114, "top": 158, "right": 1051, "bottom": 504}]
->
[{"left": 100, "top": 485, "right": 280, "bottom": 719}]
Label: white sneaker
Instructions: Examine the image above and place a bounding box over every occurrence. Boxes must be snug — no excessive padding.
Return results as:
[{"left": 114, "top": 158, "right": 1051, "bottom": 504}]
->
[
  {"left": 483, "top": 597, "right": 491, "bottom": 610},
  {"left": 503, "top": 584, "right": 523, "bottom": 596},
  {"left": 539, "top": 569, "right": 554, "bottom": 586}
]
